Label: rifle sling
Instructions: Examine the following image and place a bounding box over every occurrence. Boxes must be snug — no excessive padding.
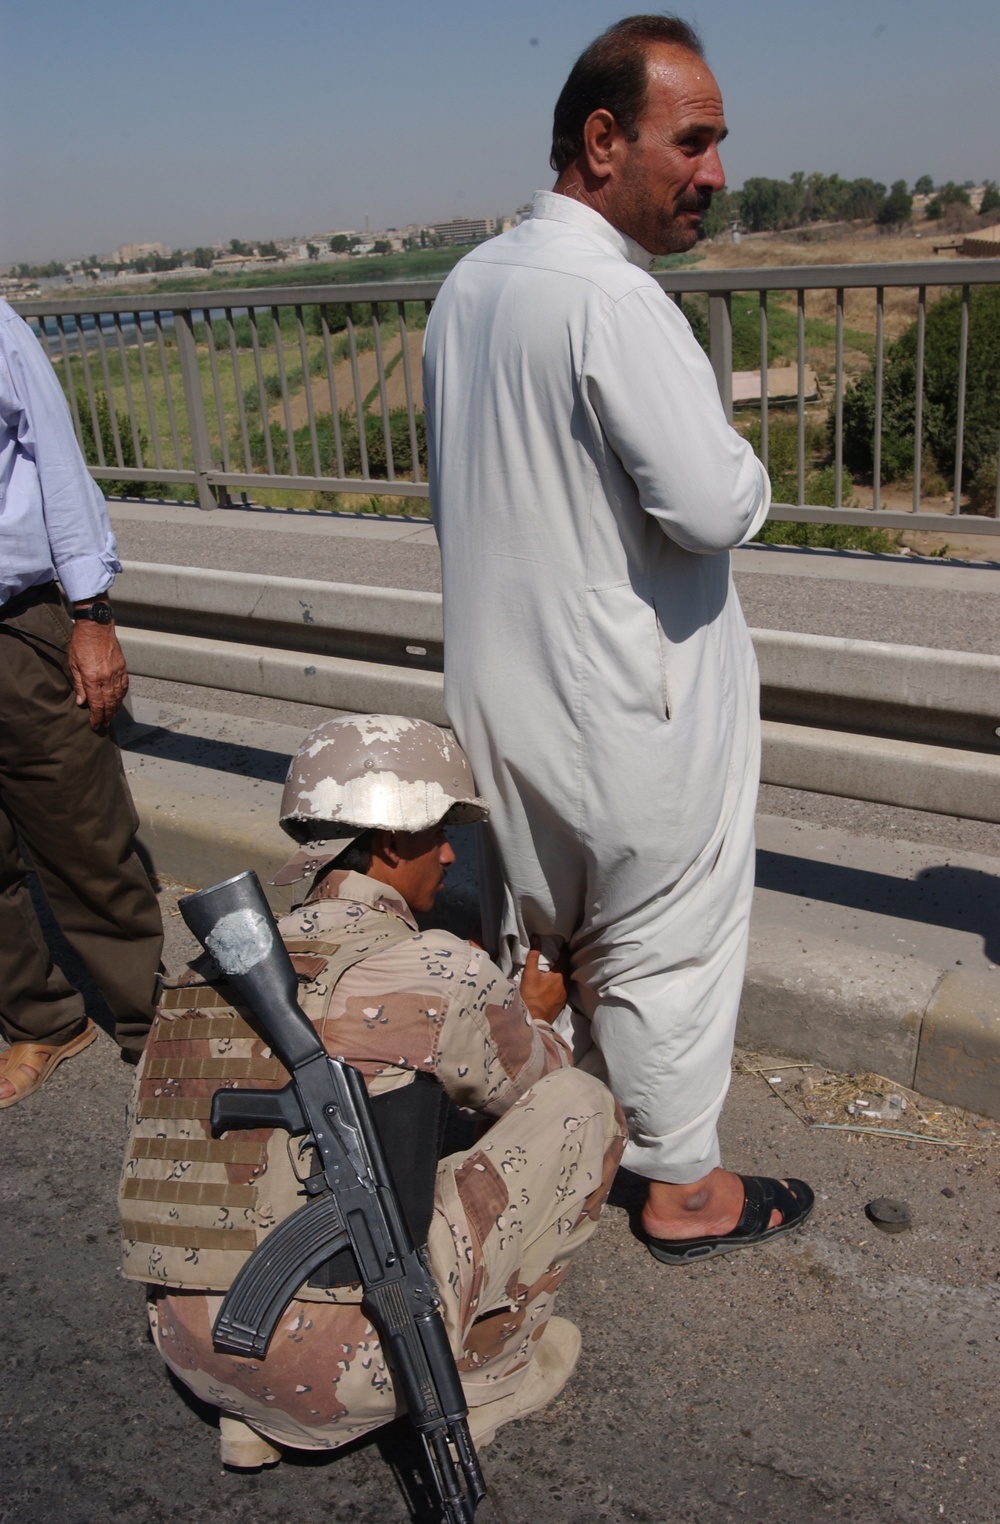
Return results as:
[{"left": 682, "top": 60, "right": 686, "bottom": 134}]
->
[{"left": 308, "top": 1070, "right": 447, "bottom": 1288}]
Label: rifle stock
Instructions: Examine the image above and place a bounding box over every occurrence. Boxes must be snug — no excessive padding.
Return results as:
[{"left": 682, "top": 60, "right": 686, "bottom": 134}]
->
[{"left": 178, "top": 871, "right": 485, "bottom": 1522}]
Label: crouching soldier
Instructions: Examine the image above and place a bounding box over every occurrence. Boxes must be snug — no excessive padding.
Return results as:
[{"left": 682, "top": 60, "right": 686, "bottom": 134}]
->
[{"left": 120, "top": 715, "right": 625, "bottom": 1468}]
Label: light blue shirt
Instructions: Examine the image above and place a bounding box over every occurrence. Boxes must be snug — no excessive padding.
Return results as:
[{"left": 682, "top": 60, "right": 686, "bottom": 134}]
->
[{"left": 0, "top": 299, "right": 121, "bottom": 607}]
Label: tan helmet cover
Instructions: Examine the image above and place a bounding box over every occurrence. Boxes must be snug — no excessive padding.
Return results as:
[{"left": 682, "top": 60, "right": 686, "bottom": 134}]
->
[{"left": 279, "top": 714, "right": 489, "bottom": 843}]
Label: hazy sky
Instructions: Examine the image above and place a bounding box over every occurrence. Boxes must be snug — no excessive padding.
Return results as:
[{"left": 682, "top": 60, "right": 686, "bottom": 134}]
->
[{"left": 3, "top": 0, "right": 998, "bottom": 264}]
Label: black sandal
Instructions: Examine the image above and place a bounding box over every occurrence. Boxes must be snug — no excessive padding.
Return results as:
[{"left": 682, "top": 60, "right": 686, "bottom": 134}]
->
[{"left": 644, "top": 1175, "right": 815, "bottom": 1265}]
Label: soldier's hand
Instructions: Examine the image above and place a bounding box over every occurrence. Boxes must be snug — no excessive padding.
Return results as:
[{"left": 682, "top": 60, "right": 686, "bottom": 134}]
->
[
  {"left": 68, "top": 616, "right": 129, "bottom": 729},
  {"left": 519, "top": 938, "right": 571, "bottom": 1025}
]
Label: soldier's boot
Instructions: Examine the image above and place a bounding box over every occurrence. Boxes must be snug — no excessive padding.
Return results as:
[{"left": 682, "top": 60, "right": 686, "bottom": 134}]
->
[
  {"left": 466, "top": 1316, "right": 582, "bottom": 1448},
  {"left": 218, "top": 1414, "right": 283, "bottom": 1469}
]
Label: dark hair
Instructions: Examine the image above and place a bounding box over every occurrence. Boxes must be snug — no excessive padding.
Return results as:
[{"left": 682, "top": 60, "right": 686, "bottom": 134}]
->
[
  {"left": 310, "top": 829, "right": 375, "bottom": 893},
  {"left": 331, "top": 829, "right": 375, "bottom": 875},
  {"left": 550, "top": 14, "right": 704, "bottom": 174}
]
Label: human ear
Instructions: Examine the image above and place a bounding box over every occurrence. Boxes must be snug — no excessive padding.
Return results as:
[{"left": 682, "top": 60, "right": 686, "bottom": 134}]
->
[
  {"left": 581, "top": 108, "right": 620, "bottom": 181},
  {"left": 371, "top": 828, "right": 402, "bottom": 869}
]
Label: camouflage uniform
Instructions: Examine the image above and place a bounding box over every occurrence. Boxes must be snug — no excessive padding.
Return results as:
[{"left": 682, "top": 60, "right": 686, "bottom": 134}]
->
[{"left": 123, "top": 869, "right": 625, "bottom": 1450}]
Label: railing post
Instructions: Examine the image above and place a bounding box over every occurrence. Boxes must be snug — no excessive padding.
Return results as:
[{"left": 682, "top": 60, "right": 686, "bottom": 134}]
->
[
  {"left": 174, "top": 309, "right": 217, "bottom": 511},
  {"left": 708, "top": 291, "right": 733, "bottom": 421}
]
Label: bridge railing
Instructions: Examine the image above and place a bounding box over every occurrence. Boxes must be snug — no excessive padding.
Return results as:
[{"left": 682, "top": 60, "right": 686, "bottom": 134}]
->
[
  {"left": 15, "top": 258, "right": 1000, "bottom": 534},
  {"left": 114, "top": 561, "right": 1000, "bottom": 824}
]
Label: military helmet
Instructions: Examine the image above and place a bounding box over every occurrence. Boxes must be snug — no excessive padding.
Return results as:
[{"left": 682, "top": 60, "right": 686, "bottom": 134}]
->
[{"left": 278, "top": 713, "right": 489, "bottom": 845}]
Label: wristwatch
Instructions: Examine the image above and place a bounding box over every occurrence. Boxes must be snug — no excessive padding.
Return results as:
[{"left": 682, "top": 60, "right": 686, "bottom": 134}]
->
[{"left": 73, "top": 600, "right": 115, "bottom": 625}]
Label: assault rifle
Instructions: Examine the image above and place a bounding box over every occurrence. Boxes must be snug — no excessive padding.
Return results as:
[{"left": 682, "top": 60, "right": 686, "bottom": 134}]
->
[{"left": 179, "top": 870, "right": 485, "bottom": 1523}]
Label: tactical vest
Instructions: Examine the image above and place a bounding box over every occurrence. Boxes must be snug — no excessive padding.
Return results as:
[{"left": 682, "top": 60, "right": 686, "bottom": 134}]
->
[{"left": 119, "top": 913, "right": 414, "bottom": 1299}]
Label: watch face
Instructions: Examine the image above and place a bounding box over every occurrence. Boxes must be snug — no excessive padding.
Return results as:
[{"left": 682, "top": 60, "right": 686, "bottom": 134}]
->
[{"left": 76, "top": 602, "right": 114, "bottom": 624}]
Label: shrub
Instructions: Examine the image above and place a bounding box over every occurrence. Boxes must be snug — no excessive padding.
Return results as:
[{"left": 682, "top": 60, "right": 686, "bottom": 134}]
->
[
  {"left": 75, "top": 389, "right": 153, "bottom": 496},
  {"left": 738, "top": 416, "right": 898, "bottom": 551},
  {"left": 753, "top": 517, "right": 901, "bottom": 553},
  {"left": 979, "top": 181, "right": 1000, "bottom": 218},
  {"left": 741, "top": 416, "right": 844, "bottom": 505},
  {"left": 836, "top": 286, "right": 1000, "bottom": 488},
  {"left": 248, "top": 408, "right": 427, "bottom": 481},
  {"left": 925, "top": 182, "right": 972, "bottom": 220},
  {"left": 968, "top": 456, "right": 998, "bottom": 516}
]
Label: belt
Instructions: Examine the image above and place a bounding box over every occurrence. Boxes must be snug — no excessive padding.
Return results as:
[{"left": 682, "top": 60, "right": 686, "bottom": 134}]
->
[{"left": 0, "top": 581, "right": 60, "bottom": 620}]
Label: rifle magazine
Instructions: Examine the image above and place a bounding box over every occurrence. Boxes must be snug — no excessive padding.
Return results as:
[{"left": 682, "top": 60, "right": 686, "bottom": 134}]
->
[{"left": 213, "top": 1192, "right": 351, "bottom": 1358}]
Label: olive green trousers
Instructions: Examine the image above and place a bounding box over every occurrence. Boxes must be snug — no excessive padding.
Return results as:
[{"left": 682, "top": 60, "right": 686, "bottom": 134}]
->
[{"left": 0, "top": 582, "right": 162, "bottom": 1053}]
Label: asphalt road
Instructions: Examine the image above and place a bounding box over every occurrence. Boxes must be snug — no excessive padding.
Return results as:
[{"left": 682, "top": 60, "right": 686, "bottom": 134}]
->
[{"left": 3, "top": 877, "right": 998, "bottom": 1524}]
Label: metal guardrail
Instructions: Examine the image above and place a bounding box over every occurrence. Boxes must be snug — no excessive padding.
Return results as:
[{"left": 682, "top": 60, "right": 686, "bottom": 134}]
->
[
  {"left": 114, "top": 562, "right": 1000, "bottom": 824},
  {"left": 15, "top": 258, "right": 1000, "bottom": 534}
]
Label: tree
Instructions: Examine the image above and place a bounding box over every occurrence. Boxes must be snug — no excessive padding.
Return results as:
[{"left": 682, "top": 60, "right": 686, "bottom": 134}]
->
[
  {"left": 980, "top": 180, "right": 1000, "bottom": 217},
  {"left": 190, "top": 247, "right": 214, "bottom": 268},
  {"left": 800, "top": 172, "right": 847, "bottom": 223},
  {"left": 372, "top": 239, "right": 392, "bottom": 255},
  {"left": 876, "top": 180, "right": 912, "bottom": 228},
  {"left": 913, "top": 175, "right": 935, "bottom": 196},
  {"left": 700, "top": 187, "right": 738, "bottom": 239},
  {"left": 926, "top": 181, "right": 972, "bottom": 219},
  {"left": 838, "top": 286, "right": 1000, "bottom": 487},
  {"left": 328, "top": 234, "right": 351, "bottom": 253},
  {"left": 229, "top": 238, "right": 253, "bottom": 256},
  {"left": 15, "top": 260, "right": 67, "bottom": 279},
  {"left": 306, "top": 242, "right": 320, "bottom": 260},
  {"left": 840, "top": 178, "right": 887, "bottom": 221},
  {"left": 738, "top": 176, "right": 800, "bottom": 231}
]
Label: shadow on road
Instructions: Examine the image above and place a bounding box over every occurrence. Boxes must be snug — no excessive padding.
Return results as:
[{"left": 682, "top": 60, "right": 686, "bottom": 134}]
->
[{"left": 756, "top": 850, "right": 1000, "bottom": 961}]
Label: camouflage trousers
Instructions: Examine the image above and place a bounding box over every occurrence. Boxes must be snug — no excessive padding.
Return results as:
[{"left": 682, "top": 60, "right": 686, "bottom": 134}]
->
[{"left": 149, "top": 1067, "right": 625, "bottom": 1450}]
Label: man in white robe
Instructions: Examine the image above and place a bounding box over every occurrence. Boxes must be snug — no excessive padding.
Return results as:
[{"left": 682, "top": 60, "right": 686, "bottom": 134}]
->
[{"left": 424, "top": 15, "right": 813, "bottom": 1262}]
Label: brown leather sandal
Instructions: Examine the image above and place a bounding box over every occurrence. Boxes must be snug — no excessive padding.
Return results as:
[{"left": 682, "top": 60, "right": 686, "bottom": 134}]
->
[{"left": 0, "top": 1020, "right": 98, "bottom": 1108}]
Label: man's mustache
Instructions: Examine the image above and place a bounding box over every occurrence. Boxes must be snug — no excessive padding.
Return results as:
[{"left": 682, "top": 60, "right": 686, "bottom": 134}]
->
[{"left": 675, "top": 188, "right": 714, "bottom": 217}]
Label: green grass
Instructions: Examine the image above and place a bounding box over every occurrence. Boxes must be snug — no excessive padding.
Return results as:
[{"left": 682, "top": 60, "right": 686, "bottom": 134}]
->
[
  {"left": 53, "top": 304, "right": 425, "bottom": 484},
  {"left": 126, "top": 246, "right": 472, "bottom": 296},
  {"left": 682, "top": 291, "right": 874, "bottom": 369}
]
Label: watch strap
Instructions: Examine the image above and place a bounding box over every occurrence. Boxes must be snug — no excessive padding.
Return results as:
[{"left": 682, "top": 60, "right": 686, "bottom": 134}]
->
[{"left": 73, "top": 601, "right": 114, "bottom": 625}]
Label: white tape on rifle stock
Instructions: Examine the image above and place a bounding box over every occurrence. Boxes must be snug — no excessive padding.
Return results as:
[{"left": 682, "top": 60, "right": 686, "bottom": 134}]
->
[{"left": 205, "top": 909, "right": 273, "bottom": 975}]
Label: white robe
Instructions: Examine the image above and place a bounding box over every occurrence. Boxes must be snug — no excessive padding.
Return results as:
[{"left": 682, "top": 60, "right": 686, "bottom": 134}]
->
[{"left": 424, "top": 191, "right": 770, "bottom": 1182}]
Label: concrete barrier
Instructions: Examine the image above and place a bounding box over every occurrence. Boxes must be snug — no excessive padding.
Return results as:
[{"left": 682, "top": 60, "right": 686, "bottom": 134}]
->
[
  {"left": 116, "top": 561, "right": 1000, "bottom": 824},
  {"left": 119, "top": 699, "right": 1000, "bottom": 1122}
]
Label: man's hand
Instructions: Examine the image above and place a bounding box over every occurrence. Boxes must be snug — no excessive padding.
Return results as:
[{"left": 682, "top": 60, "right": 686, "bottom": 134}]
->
[
  {"left": 68, "top": 611, "right": 129, "bottom": 729},
  {"left": 518, "top": 937, "right": 571, "bottom": 1025}
]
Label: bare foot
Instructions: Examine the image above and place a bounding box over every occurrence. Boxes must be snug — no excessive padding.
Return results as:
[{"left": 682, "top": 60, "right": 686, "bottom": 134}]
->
[
  {"left": 641, "top": 1167, "right": 784, "bottom": 1241},
  {"left": 0, "top": 1050, "right": 46, "bottom": 1103}
]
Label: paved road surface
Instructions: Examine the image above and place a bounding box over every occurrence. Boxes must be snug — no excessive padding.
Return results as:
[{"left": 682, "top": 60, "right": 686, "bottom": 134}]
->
[{"left": 3, "top": 878, "right": 998, "bottom": 1524}]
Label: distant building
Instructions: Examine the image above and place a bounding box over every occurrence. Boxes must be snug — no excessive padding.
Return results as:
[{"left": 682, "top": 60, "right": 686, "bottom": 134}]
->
[
  {"left": 211, "top": 252, "right": 282, "bottom": 273},
  {"left": 431, "top": 215, "right": 499, "bottom": 246},
  {"left": 0, "top": 275, "right": 39, "bottom": 299},
  {"left": 114, "top": 242, "right": 167, "bottom": 265}
]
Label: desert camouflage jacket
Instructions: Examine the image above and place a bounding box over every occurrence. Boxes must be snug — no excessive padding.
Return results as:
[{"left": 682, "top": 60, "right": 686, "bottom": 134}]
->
[{"left": 120, "top": 870, "right": 568, "bottom": 1292}]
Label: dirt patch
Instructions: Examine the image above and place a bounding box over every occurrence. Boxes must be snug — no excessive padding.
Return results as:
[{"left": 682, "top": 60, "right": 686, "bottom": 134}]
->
[
  {"left": 270, "top": 330, "right": 424, "bottom": 431},
  {"left": 696, "top": 228, "right": 951, "bottom": 272},
  {"left": 736, "top": 1052, "right": 998, "bottom": 1152},
  {"left": 693, "top": 229, "right": 964, "bottom": 343}
]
